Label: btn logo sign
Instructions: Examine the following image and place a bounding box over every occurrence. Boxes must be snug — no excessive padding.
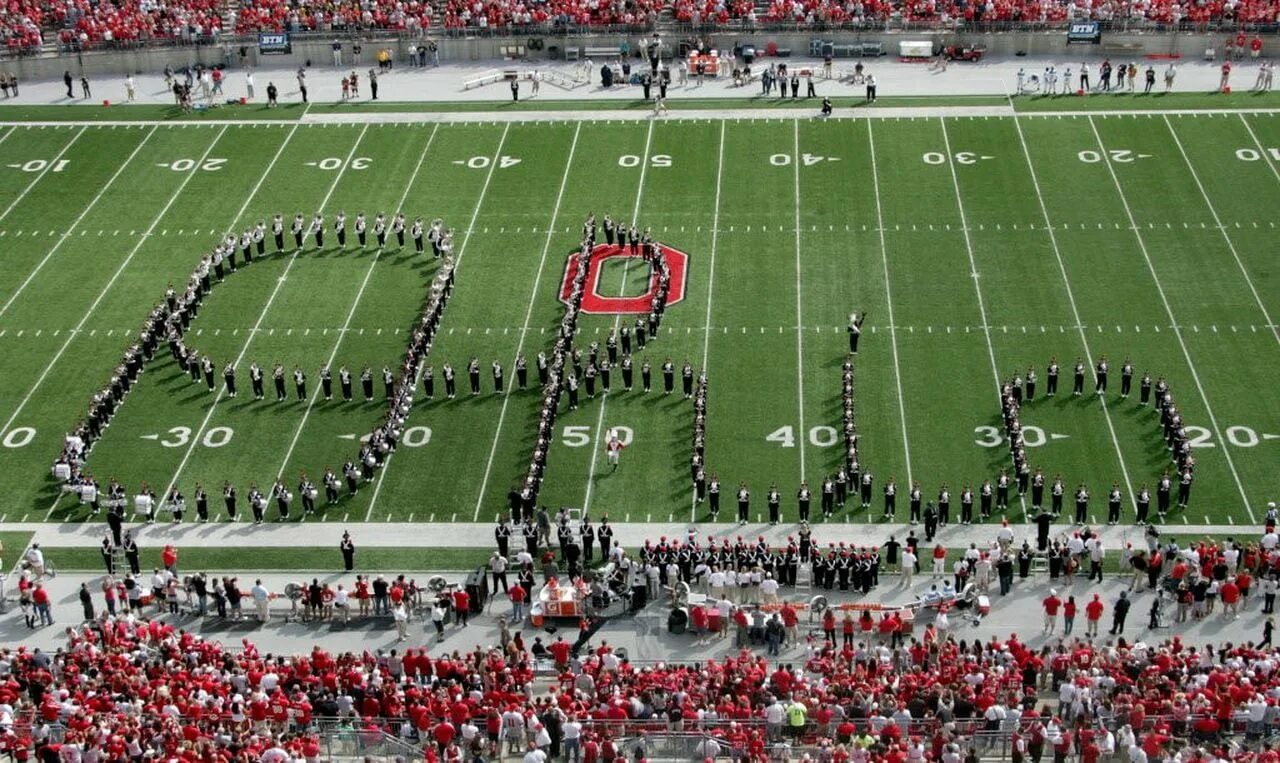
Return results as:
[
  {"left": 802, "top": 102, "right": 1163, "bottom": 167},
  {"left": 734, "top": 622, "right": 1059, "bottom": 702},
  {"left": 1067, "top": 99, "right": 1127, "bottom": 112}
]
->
[{"left": 558, "top": 243, "right": 688, "bottom": 315}]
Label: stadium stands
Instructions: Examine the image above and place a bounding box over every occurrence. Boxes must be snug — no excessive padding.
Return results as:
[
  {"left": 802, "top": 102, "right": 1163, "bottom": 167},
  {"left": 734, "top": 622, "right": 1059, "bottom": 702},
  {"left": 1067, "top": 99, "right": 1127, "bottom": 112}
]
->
[
  {"left": 2, "top": 0, "right": 1274, "bottom": 58},
  {"left": 6, "top": 612, "right": 1280, "bottom": 759}
]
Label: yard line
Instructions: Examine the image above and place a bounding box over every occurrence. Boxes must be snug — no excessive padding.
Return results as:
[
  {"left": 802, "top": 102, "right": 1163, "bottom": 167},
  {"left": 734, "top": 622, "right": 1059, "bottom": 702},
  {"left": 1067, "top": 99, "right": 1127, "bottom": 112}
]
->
[
  {"left": 470, "top": 123, "right": 583, "bottom": 522},
  {"left": 688, "top": 121, "right": 727, "bottom": 523},
  {"left": 160, "top": 124, "right": 366, "bottom": 503},
  {"left": 274, "top": 125, "right": 442, "bottom": 488},
  {"left": 364, "top": 124, "right": 512, "bottom": 522},
  {"left": 1085, "top": 116, "right": 1255, "bottom": 522},
  {"left": 1164, "top": 115, "right": 1279, "bottom": 348},
  {"left": 865, "top": 121, "right": 913, "bottom": 487},
  {"left": 1238, "top": 113, "right": 1280, "bottom": 191},
  {"left": 583, "top": 119, "right": 655, "bottom": 514},
  {"left": 1007, "top": 115, "right": 1136, "bottom": 510},
  {"left": 791, "top": 120, "right": 808, "bottom": 482},
  {"left": 0, "top": 127, "right": 84, "bottom": 227},
  {"left": 0, "top": 126, "right": 160, "bottom": 320},
  {"left": 937, "top": 119, "right": 1003, "bottom": 399},
  {"left": 2, "top": 126, "right": 230, "bottom": 487}
]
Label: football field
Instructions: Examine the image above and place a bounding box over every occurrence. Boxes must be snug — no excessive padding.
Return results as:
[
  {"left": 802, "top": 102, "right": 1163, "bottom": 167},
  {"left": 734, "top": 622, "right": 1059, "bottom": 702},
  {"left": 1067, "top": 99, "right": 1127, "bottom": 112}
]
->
[{"left": 1, "top": 110, "right": 1278, "bottom": 531}]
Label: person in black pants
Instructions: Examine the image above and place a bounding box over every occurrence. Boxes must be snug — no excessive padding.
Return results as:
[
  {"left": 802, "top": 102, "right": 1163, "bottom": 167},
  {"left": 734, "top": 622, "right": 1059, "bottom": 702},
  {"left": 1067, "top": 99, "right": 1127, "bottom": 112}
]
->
[
  {"left": 511, "top": 79, "right": 519, "bottom": 101},
  {"left": 1109, "top": 591, "right": 1130, "bottom": 634},
  {"left": 340, "top": 532, "right": 356, "bottom": 571}
]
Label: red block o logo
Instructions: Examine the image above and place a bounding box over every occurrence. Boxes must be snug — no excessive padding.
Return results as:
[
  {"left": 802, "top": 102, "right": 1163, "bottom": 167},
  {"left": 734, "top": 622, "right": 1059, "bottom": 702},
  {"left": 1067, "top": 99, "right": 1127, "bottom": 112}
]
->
[{"left": 559, "top": 243, "right": 689, "bottom": 315}]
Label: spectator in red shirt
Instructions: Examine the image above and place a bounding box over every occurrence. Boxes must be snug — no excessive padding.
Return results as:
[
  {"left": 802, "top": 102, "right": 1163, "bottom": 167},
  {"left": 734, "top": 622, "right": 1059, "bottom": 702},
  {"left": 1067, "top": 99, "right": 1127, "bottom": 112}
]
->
[
  {"left": 1221, "top": 578, "right": 1241, "bottom": 617},
  {"left": 549, "top": 636, "right": 571, "bottom": 668},
  {"left": 453, "top": 589, "right": 470, "bottom": 627},
  {"left": 509, "top": 582, "right": 527, "bottom": 622},
  {"left": 1042, "top": 589, "right": 1061, "bottom": 635},
  {"left": 1085, "top": 594, "right": 1105, "bottom": 637}
]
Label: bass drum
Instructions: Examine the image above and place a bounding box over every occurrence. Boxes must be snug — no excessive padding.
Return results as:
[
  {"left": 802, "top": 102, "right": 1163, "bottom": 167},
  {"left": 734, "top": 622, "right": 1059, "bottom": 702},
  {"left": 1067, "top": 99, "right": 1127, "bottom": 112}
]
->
[{"left": 668, "top": 607, "right": 689, "bottom": 635}]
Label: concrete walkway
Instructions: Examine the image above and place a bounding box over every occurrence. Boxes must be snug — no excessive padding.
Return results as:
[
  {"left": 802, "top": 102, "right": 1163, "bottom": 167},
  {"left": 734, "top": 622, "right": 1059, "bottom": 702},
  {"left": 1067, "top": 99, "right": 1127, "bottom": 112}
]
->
[
  {"left": 1, "top": 55, "right": 1265, "bottom": 111},
  {"left": 2, "top": 564, "right": 1266, "bottom": 655},
  {"left": 14, "top": 517, "right": 1254, "bottom": 550}
]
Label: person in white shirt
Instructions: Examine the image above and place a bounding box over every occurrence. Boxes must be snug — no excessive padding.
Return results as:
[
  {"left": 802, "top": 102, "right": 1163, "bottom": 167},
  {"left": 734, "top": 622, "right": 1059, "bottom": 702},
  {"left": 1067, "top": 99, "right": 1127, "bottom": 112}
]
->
[
  {"left": 562, "top": 717, "right": 583, "bottom": 763},
  {"left": 760, "top": 574, "right": 780, "bottom": 604},
  {"left": 393, "top": 602, "right": 409, "bottom": 640},
  {"left": 333, "top": 585, "right": 349, "bottom": 622},
  {"left": 250, "top": 580, "right": 270, "bottom": 623},
  {"left": 709, "top": 568, "right": 726, "bottom": 600},
  {"left": 901, "top": 550, "right": 916, "bottom": 586},
  {"left": 764, "top": 700, "right": 786, "bottom": 741}
]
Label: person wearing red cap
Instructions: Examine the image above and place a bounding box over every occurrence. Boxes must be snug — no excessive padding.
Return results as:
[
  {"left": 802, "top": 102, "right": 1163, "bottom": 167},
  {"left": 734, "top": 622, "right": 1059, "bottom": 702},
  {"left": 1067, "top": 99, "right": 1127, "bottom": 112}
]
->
[{"left": 1085, "top": 594, "right": 1104, "bottom": 637}]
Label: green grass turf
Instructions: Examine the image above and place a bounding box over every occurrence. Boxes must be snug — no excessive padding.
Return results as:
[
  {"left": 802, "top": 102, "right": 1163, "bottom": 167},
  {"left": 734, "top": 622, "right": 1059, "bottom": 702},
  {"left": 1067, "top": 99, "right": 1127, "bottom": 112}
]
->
[
  {"left": 1014, "top": 91, "right": 1280, "bottom": 111},
  {"left": 0, "top": 113, "right": 1277, "bottom": 534},
  {"left": 41, "top": 545, "right": 490, "bottom": 572},
  {"left": 0, "top": 103, "right": 307, "bottom": 122},
  {"left": 306, "top": 94, "right": 1010, "bottom": 114}
]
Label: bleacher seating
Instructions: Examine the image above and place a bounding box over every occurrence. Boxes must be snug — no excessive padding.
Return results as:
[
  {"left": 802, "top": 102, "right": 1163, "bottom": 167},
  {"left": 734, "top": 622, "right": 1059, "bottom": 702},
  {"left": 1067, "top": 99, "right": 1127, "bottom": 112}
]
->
[{"left": 2, "top": 0, "right": 1274, "bottom": 59}]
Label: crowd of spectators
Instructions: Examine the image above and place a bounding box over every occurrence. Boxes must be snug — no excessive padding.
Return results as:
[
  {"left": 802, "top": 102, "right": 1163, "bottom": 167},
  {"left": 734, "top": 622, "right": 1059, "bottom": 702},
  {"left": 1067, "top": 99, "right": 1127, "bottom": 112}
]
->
[
  {"left": 7, "top": 603, "right": 1280, "bottom": 760},
  {"left": 4, "top": 0, "right": 1278, "bottom": 60}
]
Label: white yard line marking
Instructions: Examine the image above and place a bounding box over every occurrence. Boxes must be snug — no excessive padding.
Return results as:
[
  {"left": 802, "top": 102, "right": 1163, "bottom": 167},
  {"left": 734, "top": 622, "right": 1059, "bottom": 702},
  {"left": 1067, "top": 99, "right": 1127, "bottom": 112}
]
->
[
  {"left": 689, "top": 121, "right": 727, "bottom": 524},
  {"left": 470, "top": 123, "right": 582, "bottom": 522},
  {"left": 1008, "top": 115, "right": 1136, "bottom": 510},
  {"left": 866, "top": 121, "right": 914, "bottom": 487},
  {"left": 364, "top": 124, "right": 512, "bottom": 522},
  {"left": 0, "top": 126, "right": 160, "bottom": 320},
  {"left": 937, "top": 119, "right": 1003, "bottom": 398},
  {"left": 583, "top": 119, "right": 655, "bottom": 514},
  {"left": 159, "top": 124, "right": 371, "bottom": 503},
  {"left": 14, "top": 126, "right": 230, "bottom": 518},
  {"left": 1085, "top": 116, "right": 1255, "bottom": 522},
  {"left": 1164, "top": 115, "right": 1280, "bottom": 348},
  {"left": 0, "top": 126, "right": 84, "bottom": 227},
  {"left": 1238, "top": 113, "right": 1280, "bottom": 193},
  {"left": 791, "top": 119, "right": 808, "bottom": 482},
  {"left": 274, "top": 124, "right": 442, "bottom": 486}
]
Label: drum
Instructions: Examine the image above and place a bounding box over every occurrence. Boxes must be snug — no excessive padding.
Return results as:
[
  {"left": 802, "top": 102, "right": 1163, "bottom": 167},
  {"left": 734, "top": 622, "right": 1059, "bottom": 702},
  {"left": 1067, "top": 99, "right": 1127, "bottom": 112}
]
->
[{"left": 668, "top": 607, "right": 689, "bottom": 635}]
